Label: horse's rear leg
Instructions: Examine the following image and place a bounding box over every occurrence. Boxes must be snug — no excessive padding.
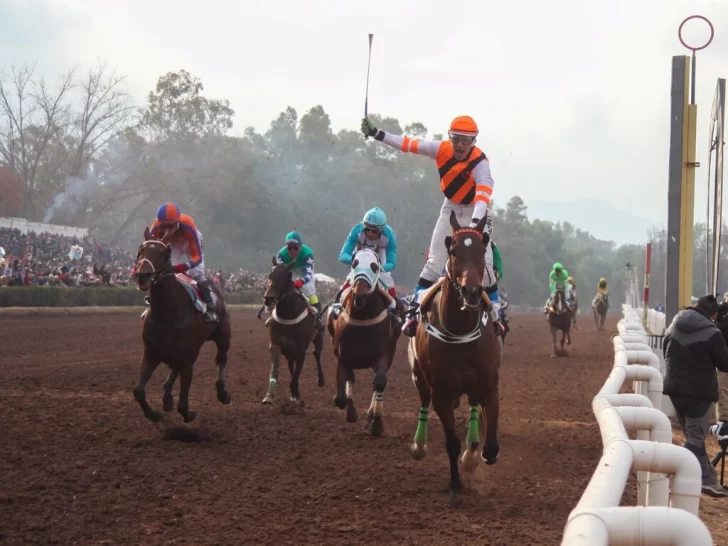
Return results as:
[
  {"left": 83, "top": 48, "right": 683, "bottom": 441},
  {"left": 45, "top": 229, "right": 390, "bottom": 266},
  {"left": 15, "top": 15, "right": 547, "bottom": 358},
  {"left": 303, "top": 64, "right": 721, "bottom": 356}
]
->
[
  {"left": 262, "top": 343, "right": 281, "bottom": 405},
  {"left": 480, "top": 383, "right": 500, "bottom": 465},
  {"left": 365, "top": 354, "right": 388, "bottom": 437},
  {"left": 549, "top": 325, "right": 558, "bottom": 358},
  {"left": 162, "top": 369, "right": 178, "bottom": 412},
  {"left": 432, "top": 391, "right": 462, "bottom": 503},
  {"left": 313, "top": 329, "right": 325, "bottom": 388},
  {"left": 459, "top": 401, "right": 481, "bottom": 474},
  {"left": 176, "top": 363, "right": 197, "bottom": 423},
  {"left": 286, "top": 353, "right": 305, "bottom": 413},
  {"left": 212, "top": 319, "right": 231, "bottom": 405}
]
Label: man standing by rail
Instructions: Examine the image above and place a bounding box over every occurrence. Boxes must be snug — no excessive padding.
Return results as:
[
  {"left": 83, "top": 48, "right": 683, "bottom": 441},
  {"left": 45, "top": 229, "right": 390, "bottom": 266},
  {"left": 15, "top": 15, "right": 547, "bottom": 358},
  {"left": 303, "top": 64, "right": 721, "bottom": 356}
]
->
[{"left": 663, "top": 294, "right": 728, "bottom": 497}]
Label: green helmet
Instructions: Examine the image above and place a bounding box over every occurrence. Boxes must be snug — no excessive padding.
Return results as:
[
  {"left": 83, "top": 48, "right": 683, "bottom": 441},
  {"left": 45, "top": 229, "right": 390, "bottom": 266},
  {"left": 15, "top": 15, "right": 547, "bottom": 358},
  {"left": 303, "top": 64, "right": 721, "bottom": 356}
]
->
[
  {"left": 553, "top": 262, "right": 563, "bottom": 271},
  {"left": 285, "top": 231, "right": 302, "bottom": 245}
]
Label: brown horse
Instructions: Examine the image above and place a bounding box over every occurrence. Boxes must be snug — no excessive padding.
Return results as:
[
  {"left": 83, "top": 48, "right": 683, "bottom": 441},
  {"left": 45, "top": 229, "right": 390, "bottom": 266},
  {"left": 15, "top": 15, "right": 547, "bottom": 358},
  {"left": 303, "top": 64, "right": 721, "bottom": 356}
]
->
[
  {"left": 547, "top": 288, "right": 571, "bottom": 357},
  {"left": 593, "top": 292, "right": 609, "bottom": 331},
  {"left": 260, "top": 258, "right": 325, "bottom": 411},
  {"left": 407, "top": 212, "right": 502, "bottom": 503},
  {"left": 327, "top": 248, "right": 405, "bottom": 436},
  {"left": 132, "top": 228, "right": 231, "bottom": 423}
]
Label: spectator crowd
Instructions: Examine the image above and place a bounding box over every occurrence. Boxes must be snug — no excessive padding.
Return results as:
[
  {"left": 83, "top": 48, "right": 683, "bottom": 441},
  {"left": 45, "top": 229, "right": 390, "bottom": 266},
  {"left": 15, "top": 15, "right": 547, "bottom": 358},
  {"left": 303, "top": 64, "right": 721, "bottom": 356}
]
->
[{"left": 0, "top": 227, "right": 343, "bottom": 297}]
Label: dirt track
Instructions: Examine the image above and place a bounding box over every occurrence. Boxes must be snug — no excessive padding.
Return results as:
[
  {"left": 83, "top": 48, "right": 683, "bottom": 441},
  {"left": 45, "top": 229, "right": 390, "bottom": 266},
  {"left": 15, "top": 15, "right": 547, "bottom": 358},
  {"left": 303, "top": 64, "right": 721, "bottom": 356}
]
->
[{"left": 0, "top": 310, "right": 618, "bottom": 545}]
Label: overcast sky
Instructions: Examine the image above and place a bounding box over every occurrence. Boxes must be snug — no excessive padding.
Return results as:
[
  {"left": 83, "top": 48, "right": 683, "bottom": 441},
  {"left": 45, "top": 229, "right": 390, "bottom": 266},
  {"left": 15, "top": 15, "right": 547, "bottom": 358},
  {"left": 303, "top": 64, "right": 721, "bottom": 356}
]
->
[{"left": 2, "top": 0, "right": 728, "bottom": 230}]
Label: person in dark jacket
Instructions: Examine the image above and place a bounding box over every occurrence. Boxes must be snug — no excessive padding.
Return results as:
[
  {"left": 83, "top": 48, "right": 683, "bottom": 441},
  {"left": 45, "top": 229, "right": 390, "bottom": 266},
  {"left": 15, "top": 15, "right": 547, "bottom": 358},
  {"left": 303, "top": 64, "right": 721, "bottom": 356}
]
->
[{"left": 664, "top": 294, "right": 728, "bottom": 497}]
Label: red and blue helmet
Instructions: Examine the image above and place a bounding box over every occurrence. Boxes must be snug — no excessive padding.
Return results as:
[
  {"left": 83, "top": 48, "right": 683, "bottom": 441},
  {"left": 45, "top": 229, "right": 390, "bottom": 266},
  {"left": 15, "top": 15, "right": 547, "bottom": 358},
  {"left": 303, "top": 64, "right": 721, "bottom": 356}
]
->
[{"left": 156, "top": 202, "right": 181, "bottom": 227}]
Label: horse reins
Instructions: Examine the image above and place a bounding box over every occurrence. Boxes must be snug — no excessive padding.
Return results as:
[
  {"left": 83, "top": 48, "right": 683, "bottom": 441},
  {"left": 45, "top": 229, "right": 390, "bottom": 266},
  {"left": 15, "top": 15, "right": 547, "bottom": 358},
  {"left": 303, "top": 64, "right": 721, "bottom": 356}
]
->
[{"left": 135, "top": 240, "right": 175, "bottom": 285}]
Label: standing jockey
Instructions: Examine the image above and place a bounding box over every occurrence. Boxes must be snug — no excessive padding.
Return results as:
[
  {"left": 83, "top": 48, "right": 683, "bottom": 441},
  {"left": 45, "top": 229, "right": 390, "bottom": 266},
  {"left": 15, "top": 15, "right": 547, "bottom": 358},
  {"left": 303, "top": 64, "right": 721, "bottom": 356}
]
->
[
  {"left": 361, "top": 115, "right": 496, "bottom": 336},
  {"left": 338, "top": 207, "right": 401, "bottom": 325},
  {"left": 544, "top": 262, "right": 569, "bottom": 314},
  {"left": 149, "top": 202, "right": 218, "bottom": 323},
  {"left": 276, "top": 231, "right": 324, "bottom": 329}
]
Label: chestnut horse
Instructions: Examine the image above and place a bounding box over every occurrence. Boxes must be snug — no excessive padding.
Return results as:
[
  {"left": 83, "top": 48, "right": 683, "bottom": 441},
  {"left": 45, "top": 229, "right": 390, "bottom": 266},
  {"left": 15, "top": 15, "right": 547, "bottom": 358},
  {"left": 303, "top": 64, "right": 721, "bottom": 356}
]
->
[
  {"left": 260, "top": 258, "right": 325, "bottom": 412},
  {"left": 547, "top": 287, "right": 571, "bottom": 357},
  {"left": 407, "top": 212, "right": 502, "bottom": 504},
  {"left": 327, "top": 248, "right": 405, "bottom": 436},
  {"left": 593, "top": 292, "right": 609, "bottom": 331},
  {"left": 132, "top": 228, "right": 231, "bottom": 423}
]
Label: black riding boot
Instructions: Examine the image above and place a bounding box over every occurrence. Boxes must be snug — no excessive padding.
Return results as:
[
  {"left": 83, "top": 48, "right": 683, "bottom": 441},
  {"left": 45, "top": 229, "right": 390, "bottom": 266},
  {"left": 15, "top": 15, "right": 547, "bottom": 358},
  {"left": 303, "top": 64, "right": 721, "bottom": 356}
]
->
[
  {"left": 197, "top": 280, "right": 218, "bottom": 323},
  {"left": 313, "top": 301, "right": 324, "bottom": 329}
]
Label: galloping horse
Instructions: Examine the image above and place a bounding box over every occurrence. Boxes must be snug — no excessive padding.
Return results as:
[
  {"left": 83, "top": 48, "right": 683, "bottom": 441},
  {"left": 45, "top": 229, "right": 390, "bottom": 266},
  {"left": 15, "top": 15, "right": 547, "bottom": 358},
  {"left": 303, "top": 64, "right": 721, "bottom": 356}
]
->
[
  {"left": 547, "top": 287, "right": 572, "bottom": 358},
  {"left": 260, "top": 258, "right": 325, "bottom": 411},
  {"left": 327, "top": 248, "right": 406, "bottom": 437},
  {"left": 593, "top": 292, "right": 609, "bottom": 331},
  {"left": 407, "top": 212, "right": 502, "bottom": 504},
  {"left": 132, "top": 227, "right": 231, "bottom": 423}
]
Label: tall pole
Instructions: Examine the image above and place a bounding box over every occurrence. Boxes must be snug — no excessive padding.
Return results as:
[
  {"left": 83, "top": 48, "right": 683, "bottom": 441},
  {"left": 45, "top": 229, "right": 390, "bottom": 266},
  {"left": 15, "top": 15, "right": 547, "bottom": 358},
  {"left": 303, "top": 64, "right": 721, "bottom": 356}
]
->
[{"left": 643, "top": 243, "right": 652, "bottom": 324}]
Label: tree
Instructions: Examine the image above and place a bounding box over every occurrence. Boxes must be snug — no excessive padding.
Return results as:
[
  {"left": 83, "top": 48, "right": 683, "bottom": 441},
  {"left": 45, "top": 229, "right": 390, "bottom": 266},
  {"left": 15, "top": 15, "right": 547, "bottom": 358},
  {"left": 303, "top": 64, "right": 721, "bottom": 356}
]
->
[
  {"left": 0, "top": 62, "right": 76, "bottom": 219},
  {"left": 140, "top": 70, "right": 234, "bottom": 140},
  {"left": 0, "top": 165, "right": 23, "bottom": 216},
  {"left": 69, "top": 61, "right": 136, "bottom": 178}
]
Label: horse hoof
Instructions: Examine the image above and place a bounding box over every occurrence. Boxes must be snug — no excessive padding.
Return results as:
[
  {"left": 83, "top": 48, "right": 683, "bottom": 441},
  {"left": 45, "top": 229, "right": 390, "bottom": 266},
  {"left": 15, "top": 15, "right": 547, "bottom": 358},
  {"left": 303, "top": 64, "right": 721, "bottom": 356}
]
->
[
  {"left": 460, "top": 448, "right": 480, "bottom": 473},
  {"left": 411, "top": 443, "right": 427, "bottom": 460},
  {"left": 334, "top": 396, "right": 347, "bottom": 410},
  {"left": 370, "top": 416, "right": 384, "bottom": 437},
  {"left": 482, "top": 445, "right": 499, "bottom": 465},
  {"left": 345, "top": 400, "right": 358, "bottom": 423},
  {"left": 162, "top": 393, "right": 174, "bottom": 412},
  {"left": 181, "top": 410, "right": 197, "bottom": 423},
  {"left": 550, "top": 353, "right": 557, "bottom": 359},
  {"left": 262, "top": 392, "right": 274, "bottom": 405},
  {"left": 317, "top": 375, "right": 325, "bottom": 388},
  {"left": 146, "top": 410, "right": 163, "bottom": 423},
  {"left": 217, "top": 390, "right": 231, "bottom": 405}
]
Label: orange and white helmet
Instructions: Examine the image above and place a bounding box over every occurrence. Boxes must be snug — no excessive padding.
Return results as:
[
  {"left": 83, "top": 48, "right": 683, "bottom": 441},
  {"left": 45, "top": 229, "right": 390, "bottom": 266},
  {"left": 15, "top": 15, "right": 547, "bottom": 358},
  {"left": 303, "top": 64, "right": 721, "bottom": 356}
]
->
[{"left": 448, "top": 116, "right": 479, "bottom": 138}]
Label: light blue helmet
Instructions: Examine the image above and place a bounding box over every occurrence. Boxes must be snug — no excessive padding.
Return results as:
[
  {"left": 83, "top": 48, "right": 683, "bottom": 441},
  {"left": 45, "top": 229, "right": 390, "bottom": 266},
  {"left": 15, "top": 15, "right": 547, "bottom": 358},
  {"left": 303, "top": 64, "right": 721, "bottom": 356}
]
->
[{"left": 363, "top": 207, "right": 387, "bottom": 229}]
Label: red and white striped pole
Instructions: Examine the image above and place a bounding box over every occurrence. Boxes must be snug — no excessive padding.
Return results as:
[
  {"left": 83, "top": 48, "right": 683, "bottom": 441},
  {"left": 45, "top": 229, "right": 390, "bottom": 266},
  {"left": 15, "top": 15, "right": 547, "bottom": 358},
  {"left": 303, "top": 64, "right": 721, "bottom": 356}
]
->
[{"left": 643, "top": 243, "right": 652, "bottom": 323}]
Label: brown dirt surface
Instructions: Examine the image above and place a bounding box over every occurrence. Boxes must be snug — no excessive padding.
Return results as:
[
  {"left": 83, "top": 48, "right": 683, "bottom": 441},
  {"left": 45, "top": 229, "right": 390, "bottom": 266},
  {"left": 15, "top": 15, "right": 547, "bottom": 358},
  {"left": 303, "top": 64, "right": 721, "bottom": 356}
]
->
[{"left": 0, "top": 310, "right": 672, "bottom": 545}]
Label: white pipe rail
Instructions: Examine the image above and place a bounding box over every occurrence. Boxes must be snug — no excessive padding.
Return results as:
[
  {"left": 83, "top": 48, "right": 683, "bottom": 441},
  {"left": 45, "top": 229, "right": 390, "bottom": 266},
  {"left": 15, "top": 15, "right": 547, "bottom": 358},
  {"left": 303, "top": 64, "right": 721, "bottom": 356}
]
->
[{"left": 561, "top": 306, "right": 712, "bottom": 545}]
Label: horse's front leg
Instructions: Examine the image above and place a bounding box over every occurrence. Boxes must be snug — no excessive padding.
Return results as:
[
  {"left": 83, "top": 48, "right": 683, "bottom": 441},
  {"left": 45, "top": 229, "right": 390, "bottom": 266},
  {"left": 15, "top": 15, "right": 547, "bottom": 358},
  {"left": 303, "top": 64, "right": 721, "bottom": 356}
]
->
[
  {"left": 133, "top": 351, "right": 163, "bottom": 422},
  {"left": 549, "top": 325, "right": 558, "bottom": 358},
  {"left": 288, "top": 351, "right": 305, "bottom": 413},
  {"left": 365, "top": 353, "right": 388, "bottom": 437},
  {"left": 262, "top": 342, "right": 281, "bottom": 405},
  {"left": 481, "top": 381, "right": 500, "bottom": 466},
  {"left": 313, "top": 329, "right": 325, "bottom": 387},
  {"left": 162, "top": 369, "right": 178, "bottom": 412},
  {"left": 459, "top": 399, "right": 482, "bottom": 474},
  {"left": 176, "top": 362, "right": 197, "bottom": 423}
]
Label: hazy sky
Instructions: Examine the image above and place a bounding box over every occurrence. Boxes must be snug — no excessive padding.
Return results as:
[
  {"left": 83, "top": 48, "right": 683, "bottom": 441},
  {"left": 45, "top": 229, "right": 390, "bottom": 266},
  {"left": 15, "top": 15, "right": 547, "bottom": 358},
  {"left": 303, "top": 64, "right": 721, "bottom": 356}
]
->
[{"left": 2, "top": 0, "right": 728, "bottom": 232}]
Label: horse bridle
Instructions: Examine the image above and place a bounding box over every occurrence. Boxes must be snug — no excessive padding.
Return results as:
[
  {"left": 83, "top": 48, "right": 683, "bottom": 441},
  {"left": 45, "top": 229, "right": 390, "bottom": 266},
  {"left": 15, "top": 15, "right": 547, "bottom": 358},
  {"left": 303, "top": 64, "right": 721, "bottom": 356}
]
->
[
  {"left": 445, "top": 227, "right": 486, "bottom": 312},
  {"left": 264, "top": 265, "right": 302, "bottom": 309},
  {"left": 136, "top": 240, "right": 174, "bottom": 285}
]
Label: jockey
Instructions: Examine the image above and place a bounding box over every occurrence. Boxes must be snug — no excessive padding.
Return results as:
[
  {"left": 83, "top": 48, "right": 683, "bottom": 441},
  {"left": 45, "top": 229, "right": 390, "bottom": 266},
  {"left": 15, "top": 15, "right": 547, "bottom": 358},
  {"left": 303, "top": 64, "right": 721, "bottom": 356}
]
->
[
  {"left": 484, "top": 214, "right": 506, "bottom": 332},
  {"left": 544, "top": 262, "right": 569, "bottom": 314},
  {"left": 593, "top": 277, "right": 609, "bottom": 307},
  {"left": 149, "top": 202, "right": 218, "bottom": 323},
  {"left": 276, "top": 231, "right": 324, "bottom": 329},
  {"left": 361, "top": 115, "right": 496, "bottom": 336},
  {"left": 338, "top": 207, "right": 401, "bottom": 324}
]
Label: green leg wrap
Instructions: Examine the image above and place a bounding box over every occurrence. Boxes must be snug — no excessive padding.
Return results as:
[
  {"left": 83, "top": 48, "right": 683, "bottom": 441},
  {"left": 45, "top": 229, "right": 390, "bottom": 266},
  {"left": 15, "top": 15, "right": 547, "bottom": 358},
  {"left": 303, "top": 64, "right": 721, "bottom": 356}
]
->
[
  {"left": 268, "top": 377, "right": 277, "bottom": 393},
  {"left": 414, "top": 407, "right": 429, "bottom": 444},
  {"left": 467, "top": 405, "right": 480, "bottom": 445}
]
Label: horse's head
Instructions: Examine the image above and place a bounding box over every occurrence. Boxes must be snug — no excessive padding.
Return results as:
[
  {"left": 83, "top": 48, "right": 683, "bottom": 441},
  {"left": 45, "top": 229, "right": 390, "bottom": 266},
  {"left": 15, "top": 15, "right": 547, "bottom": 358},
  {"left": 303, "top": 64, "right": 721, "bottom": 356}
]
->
[
  {"left": 263, "top": 257, "right": 294, "bottom": 309},
  {"left": 349, "top": 248, "right": 381, "bottom": 309},
  {"left": 552, "top": 288, "right": 568, "bottom": 314},
  {"left": 134, "top": 227, "right": 172, "bottom": 290},
  {"left": 444, "top": 211, "right": 489, "bottom": 309}
]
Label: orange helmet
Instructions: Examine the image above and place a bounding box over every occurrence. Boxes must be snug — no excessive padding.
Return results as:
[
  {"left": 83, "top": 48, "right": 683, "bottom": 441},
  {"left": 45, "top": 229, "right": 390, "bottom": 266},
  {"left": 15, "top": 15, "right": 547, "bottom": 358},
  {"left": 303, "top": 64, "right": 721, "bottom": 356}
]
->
[
  {"left": 156, "top": 202, "right": 181, "bottom": 226},
  {"left": 449, "top": 116, "right": 479, "bottom": 138}
]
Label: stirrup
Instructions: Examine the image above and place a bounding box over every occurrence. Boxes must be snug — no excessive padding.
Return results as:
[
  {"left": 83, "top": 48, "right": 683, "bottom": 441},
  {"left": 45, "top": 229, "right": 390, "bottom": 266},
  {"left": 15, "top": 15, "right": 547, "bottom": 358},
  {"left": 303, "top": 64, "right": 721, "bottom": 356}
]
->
[{"left": 402, "top": 317, "right": 417, "bottom": 337}]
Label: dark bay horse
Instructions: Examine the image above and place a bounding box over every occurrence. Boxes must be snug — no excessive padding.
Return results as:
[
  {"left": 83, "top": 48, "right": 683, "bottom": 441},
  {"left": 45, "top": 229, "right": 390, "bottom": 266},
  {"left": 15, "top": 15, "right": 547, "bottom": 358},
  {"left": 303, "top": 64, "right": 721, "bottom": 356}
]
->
[
  {"left": 593, "top": 292, "right": 609, "bottom": 331},
  {"left": 408, "top": 212, "right": 502, "bottom": 504},
  {"left": 132, "top": 228, "right": 231, "bottom": 423},
  {"left": 260, "top": 258, "right": 325, "bottom": 412},
  {"left": 547, "top": 288, "right": 571, "bottom": 358},
  {"left": 327, "top": 248, "right": 405, "bottom": 437}
]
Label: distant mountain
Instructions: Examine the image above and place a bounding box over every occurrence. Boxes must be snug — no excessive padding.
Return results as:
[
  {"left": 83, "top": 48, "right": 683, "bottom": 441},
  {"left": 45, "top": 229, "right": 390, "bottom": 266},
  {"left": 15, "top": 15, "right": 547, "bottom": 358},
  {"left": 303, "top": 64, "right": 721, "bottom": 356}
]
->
[{"left": 525, "top": 198, "right": 661, "bottom": 246}]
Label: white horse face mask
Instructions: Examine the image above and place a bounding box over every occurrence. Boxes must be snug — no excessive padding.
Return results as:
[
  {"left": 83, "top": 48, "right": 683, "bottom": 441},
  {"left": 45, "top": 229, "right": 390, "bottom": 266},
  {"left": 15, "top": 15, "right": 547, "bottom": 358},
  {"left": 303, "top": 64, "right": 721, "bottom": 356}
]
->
[{"left": 349, "top": 248, "right": 381, "bottom": 294}]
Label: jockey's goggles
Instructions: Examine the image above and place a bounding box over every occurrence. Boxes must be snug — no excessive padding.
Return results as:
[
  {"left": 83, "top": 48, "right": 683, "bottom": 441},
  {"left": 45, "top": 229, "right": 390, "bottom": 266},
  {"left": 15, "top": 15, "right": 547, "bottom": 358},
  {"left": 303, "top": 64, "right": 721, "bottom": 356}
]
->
[
  {"left": 287, "top": 243, "right": 301, "bottom": 251},
  {"left": 448, "top": 133, "right": 475, "bottom": 145},
  {"left": 364, "top": 225, "right": 382, "bottom": 235}
]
